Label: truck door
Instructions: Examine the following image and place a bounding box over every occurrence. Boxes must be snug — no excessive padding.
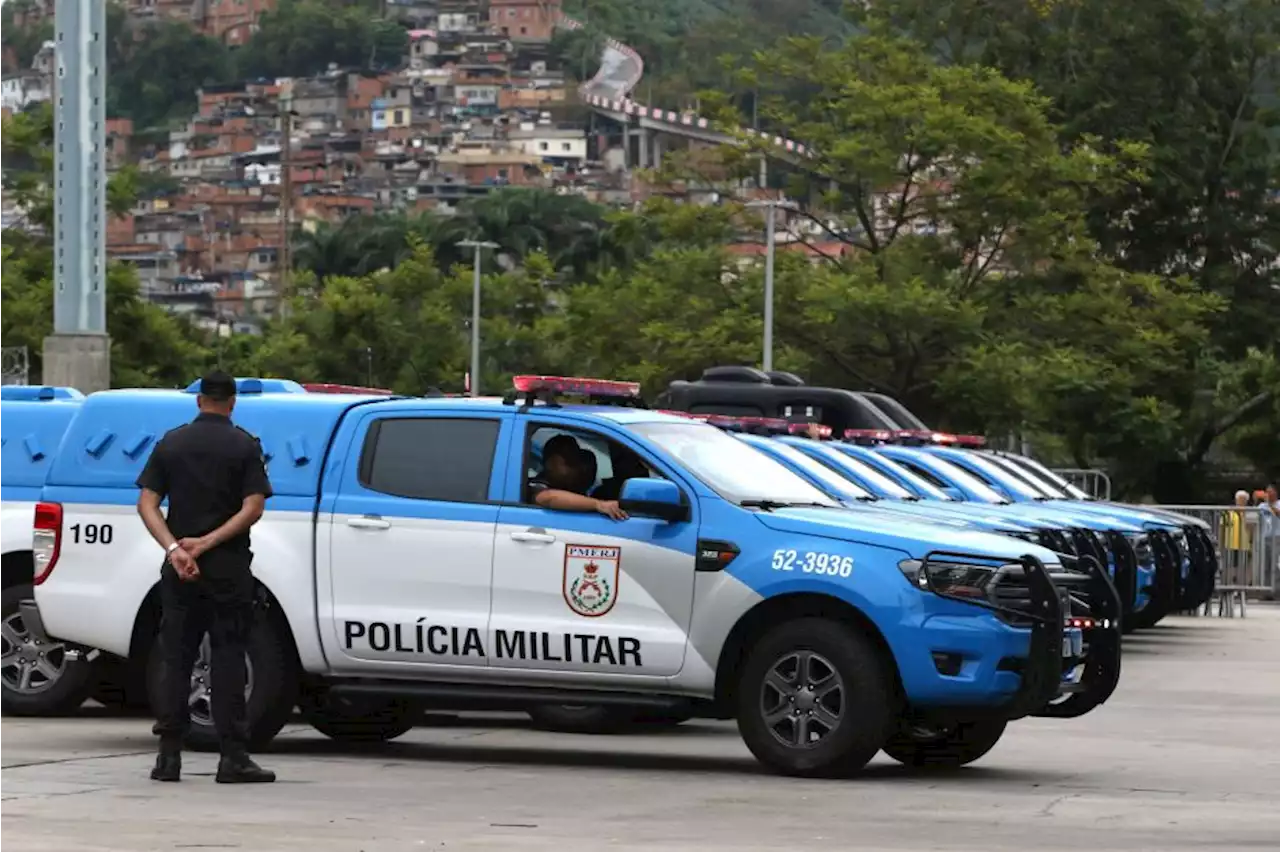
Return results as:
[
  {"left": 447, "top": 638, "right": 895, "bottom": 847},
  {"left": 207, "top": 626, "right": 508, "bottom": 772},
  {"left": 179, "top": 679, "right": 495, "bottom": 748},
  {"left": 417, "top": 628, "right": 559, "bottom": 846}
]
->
[
  {"left": 322, "top": 409, "right": 511, "bottom": 674},
  {"left": 489, "top": 420, "right": 699, "bottom": 679}
]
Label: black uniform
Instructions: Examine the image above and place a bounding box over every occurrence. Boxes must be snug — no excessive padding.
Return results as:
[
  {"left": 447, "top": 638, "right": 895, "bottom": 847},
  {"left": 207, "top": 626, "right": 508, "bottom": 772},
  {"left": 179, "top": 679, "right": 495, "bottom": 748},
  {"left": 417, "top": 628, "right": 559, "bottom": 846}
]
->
[{"left": 136, "top": 412, "right": 272, "bottom": 757}]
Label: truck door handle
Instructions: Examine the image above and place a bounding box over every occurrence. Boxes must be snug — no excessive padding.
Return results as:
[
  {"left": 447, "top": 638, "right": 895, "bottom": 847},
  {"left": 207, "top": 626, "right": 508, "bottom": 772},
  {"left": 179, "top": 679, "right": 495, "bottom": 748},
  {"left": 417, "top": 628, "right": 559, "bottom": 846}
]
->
[
  {"left": 510, "top": 530, "right": 556, "bottom": 544},
  {"left": 347, "top": 516, "right": 391, "bottom": 530}
]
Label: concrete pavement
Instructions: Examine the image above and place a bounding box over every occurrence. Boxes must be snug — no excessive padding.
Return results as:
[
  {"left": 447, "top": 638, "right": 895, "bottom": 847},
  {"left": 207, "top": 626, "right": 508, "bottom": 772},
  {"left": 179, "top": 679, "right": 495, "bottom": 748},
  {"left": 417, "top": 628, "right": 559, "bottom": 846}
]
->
[{"left": 3, "top": 609, "right": 1279, "bottom": 851}]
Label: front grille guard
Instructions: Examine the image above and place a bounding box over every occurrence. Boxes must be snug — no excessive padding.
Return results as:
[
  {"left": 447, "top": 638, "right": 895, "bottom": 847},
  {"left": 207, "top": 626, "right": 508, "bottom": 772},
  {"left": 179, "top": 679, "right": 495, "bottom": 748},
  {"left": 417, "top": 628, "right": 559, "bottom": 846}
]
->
[
  {"left": 1149, "top": 530, "right": 1181, "bottom": 614},
  {"left": 1032, "top": 553, "right": 1124, "bottom": 719},
  {"left": 918, "top": 551, "right": 1063, "bottom": 721},
  {"left": 1104, "top": 531, "right": 1138, "bottom": 621},
  {"left": 1181, "top": 526, "right": 1217, "bottom": 610}
]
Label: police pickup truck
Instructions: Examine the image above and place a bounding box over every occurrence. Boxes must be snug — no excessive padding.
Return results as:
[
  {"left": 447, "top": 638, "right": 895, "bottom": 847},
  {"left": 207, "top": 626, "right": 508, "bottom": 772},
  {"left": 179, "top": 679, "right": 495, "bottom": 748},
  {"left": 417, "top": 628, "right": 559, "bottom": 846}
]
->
[{"left": 22, "top": 375, "right": 1122, "bottom": 777}]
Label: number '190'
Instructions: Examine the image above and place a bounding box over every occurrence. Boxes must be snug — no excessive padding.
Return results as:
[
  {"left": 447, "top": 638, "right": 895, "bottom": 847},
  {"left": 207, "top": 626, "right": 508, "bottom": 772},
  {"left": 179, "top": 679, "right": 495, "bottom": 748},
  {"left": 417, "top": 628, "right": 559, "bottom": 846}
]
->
[{"left": 771, "top": 549, "right": 853, "bottom": 577}]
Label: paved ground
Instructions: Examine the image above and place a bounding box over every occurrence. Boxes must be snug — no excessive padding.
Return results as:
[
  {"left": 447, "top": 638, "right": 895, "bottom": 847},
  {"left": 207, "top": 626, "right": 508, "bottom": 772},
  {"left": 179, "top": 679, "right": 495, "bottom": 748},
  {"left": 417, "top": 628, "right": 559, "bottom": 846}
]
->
[{"left": 3, "top": 608, "right": 1279, "bottom": 852}]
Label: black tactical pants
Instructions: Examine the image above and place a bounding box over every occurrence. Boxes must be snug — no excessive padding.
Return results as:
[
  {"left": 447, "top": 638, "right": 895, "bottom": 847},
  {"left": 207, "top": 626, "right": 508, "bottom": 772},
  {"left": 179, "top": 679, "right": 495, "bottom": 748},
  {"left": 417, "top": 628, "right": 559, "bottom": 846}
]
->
[{"left": 154, "top": 547, "right": 254, "bottom": 757}]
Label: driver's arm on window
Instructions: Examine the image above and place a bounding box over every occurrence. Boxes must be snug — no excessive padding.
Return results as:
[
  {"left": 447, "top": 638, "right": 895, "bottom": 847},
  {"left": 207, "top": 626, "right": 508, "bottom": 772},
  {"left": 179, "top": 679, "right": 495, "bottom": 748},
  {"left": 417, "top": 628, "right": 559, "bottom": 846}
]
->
[{"left": 531, "top": 480, "right": 628, "bottom": 520}]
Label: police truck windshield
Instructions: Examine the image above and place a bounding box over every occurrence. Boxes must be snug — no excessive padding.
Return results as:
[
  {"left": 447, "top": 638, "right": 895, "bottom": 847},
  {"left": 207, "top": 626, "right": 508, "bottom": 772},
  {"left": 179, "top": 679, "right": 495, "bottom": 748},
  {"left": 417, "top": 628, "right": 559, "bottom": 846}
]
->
[
  {"left": 911, "top": 454, "right": 1008, "bottom": 504},
  {"left": 953, "top": 453, "right": 1045, "bottom": 501},
  {"left": 634, "top": 422, "right": 838, "bottom": 507},
  {"left": 749, "top": 439, "right": 875, "bottom": 502},
  {"left": 813, "top": 448, "right": 916, "bottom": 500}
]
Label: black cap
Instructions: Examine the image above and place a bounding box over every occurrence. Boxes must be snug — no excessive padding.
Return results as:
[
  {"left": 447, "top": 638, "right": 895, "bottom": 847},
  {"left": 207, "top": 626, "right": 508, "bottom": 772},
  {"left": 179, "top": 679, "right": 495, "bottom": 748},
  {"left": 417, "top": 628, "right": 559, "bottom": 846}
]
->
[{"left": 198, "top": 370, "right": 237, "bottom": 401}]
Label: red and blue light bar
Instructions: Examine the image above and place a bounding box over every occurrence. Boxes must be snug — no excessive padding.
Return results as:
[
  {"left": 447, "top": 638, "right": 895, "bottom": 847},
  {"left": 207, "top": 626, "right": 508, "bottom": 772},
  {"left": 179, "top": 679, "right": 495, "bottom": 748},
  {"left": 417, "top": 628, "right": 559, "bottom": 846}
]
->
[
  {"left": 303, "top": 382, "right": 395, "bottom": 395},
  {"left": 511, "top": 375, "right": 641, "bottom": 398},
  {"left": 787, "top": 422, "right": 833, "bottom": 439}
]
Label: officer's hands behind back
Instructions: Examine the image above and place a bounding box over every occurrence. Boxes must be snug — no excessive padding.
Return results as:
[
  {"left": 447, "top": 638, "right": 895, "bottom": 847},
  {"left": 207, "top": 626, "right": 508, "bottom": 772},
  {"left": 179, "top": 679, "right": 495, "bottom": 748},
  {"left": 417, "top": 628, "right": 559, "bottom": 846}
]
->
[{"left": 169, "top": 545, "right": 201, "bottom": 581}]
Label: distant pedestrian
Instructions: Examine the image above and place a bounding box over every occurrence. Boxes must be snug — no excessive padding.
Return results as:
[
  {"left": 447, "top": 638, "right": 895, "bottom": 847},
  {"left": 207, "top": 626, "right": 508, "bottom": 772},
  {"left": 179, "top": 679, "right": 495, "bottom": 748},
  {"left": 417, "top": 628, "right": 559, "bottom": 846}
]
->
[
  {"left": 135, "top": 370, "right": 276, "bottom": 784},
  {"left": 1259, "top": 484, "right": 1279, "bottom": 585}
]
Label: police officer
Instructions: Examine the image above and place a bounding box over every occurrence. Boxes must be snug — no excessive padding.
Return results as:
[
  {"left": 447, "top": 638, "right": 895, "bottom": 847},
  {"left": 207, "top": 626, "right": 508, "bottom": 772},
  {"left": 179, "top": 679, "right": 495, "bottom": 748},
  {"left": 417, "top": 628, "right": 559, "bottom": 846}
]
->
[{"left": 135, "top": 370, "right": 275, "bottom": 784}]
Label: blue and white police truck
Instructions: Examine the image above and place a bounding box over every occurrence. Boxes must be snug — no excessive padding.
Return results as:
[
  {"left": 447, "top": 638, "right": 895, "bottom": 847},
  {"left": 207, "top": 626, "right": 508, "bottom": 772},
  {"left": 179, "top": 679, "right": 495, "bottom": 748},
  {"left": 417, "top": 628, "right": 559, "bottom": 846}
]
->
[
  {"left": 20, "top": 375, "right": 1122, "bottom": 776},
  {"left": 1, "top": 385, "right": 107, "bottom": 715}
]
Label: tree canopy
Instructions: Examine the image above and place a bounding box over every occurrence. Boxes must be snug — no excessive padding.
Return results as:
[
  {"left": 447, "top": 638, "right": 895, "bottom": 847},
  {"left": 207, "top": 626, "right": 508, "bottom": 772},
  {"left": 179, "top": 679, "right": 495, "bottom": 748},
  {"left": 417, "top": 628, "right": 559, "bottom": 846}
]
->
[{"left": 2, "top": 1, "right": 1276, "bottom": 498}]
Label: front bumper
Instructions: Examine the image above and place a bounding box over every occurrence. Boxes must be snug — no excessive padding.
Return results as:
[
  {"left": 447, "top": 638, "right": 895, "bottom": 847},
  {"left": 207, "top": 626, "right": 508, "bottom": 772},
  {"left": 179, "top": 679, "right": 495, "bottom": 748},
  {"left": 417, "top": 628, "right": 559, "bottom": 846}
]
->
[{"left": 906, "top": 552, "right": 1122, "bottom": 722}]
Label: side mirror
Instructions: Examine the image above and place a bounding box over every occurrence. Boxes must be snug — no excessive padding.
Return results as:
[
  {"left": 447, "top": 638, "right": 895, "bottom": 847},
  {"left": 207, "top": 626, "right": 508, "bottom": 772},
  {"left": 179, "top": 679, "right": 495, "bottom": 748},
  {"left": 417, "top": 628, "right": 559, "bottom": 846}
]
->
[{"left": 619, "top": 477, "right": 687, "bottom": 522}]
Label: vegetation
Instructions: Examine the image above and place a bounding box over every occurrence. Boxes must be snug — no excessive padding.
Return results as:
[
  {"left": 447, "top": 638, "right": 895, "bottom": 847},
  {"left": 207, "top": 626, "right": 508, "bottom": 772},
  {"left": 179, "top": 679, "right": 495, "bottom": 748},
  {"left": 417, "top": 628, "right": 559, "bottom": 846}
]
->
[
  {"left": 2, "top": 1, "right": 1276, "bottom": 498},
  {"left": 3, "top": 1, "right": 406, "bottom": 132}
]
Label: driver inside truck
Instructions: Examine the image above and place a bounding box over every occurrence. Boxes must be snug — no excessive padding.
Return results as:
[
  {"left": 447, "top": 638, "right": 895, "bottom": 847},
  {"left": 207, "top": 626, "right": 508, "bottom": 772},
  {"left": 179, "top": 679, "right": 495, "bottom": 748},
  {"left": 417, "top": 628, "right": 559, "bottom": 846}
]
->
[{"left": 529, "top": 434, "right": 628, "bottom": 521}]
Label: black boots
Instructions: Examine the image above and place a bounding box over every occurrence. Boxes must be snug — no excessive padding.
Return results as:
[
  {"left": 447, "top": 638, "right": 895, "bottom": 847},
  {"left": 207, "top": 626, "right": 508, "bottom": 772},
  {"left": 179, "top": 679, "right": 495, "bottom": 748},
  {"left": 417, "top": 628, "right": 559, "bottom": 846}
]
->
[
  {"left": 150, "top": 751, "right": 182, "bottom": 782},
  {"left": 150, "top": 750, "right": 275, "bottom": 783},
  {"left": 215, "top": 753, "right": 276, "bottom": 784}
]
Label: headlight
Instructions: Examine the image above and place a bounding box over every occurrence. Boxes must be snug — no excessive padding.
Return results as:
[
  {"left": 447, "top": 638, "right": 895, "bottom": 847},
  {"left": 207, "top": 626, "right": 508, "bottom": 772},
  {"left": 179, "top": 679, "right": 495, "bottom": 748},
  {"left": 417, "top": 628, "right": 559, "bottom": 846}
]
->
[{"left": 898, "top": 558, "right": 1005, "bottom": 599}]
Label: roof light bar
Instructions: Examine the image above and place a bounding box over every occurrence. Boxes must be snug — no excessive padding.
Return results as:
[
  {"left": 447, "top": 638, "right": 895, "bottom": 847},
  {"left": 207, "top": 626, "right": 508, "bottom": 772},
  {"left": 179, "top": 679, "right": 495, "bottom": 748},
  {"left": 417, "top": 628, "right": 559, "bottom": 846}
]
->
[
  {"left": 511, "top": 375, "right": 641, "bottom": 398},
  {"left": 952, "top": 434, "right": 988, "bottom": 448},
  {"left": 303, "top": 383, "right": 395, "bottom": 395},
  {"left": 893, "top": 429, "right": 968, "bottom": 446},
  {"left": 703, "top": 415, "right": 789, "bottom": 433},
  {"left": 787, "top": 422, "right": 832, "bottom": 439},
  {"left": 844, "top": 428, "right": 894, "bottom": 445}
]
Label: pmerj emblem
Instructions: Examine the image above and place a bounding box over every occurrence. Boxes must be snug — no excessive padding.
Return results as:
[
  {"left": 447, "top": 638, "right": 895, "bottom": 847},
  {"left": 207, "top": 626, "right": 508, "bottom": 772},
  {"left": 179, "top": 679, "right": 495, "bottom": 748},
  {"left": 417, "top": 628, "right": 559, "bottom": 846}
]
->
[{"left": 563, "top": 544, "right": 621, "bottom": 617}]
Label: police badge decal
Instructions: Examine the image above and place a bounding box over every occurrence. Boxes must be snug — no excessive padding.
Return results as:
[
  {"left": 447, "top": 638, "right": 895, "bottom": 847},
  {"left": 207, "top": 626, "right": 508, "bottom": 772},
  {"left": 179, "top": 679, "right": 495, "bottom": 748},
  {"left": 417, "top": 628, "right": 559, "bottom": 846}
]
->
[{"left": 563, "top": 544, "right": 621, "bottom": 617}]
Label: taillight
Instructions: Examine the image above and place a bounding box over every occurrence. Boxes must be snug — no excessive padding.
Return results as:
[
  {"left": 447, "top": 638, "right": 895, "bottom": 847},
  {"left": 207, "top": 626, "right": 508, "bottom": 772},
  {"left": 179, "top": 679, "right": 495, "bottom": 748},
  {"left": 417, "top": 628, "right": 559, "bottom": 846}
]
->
[{"left": 33, "top": 502, "right": 63, "bottom": 585}]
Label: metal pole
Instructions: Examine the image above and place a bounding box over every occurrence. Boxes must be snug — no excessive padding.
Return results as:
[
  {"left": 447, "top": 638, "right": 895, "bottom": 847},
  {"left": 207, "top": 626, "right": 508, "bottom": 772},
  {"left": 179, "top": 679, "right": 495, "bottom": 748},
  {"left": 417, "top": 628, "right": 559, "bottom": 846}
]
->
[
  {"left": 471, "top": 244, "right": 482, "bottom": 397},
  {"left": 763, "top": 203, "right": 776, "bottom": 373},
  {"left": 44, "top": 0, "right": 110, "bottom": 391},
  {"left": 279, "top": 103, "right": 293, "bottom": 290},
  {"left": 457, "top": 240, "right": 498, "bottom": 396}
]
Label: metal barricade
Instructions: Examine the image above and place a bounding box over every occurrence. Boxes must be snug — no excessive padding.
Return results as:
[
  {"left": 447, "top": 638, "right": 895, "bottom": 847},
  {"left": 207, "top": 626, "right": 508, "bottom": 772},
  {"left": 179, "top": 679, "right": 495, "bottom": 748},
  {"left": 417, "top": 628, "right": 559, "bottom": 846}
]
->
[
  {"left": 1147, "top": 505, "right": 1279, "bottom": 615},
  {"left": 1054, "top": 468, "right": 1112, "bottom": 500}
]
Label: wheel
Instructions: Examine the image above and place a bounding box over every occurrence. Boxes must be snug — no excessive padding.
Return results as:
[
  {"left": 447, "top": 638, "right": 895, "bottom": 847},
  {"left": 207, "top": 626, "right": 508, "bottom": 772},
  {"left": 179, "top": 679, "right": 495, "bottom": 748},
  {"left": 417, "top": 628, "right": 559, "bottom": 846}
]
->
[
  {"left": 526, "top": 704, "right": 640, "bottom": 734},
  {"left": 303, "top": 695, "right": 418, "bottom": 743},
  {"left": 145, "top": 612, "right": 299, "bottom": 752},
  {"left": 1, "top": 584, "right": 96, "bottom": 716},
  {"left": 735, "top": 617, "right": 894, "bottom": 778},
  {"left": 882, "top": 718, "right": 1008, "bottom": 768}
]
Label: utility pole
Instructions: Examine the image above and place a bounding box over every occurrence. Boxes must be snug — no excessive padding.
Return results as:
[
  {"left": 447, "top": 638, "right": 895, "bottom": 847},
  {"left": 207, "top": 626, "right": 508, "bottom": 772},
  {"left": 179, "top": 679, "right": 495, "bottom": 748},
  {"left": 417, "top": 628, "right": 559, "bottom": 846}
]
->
[
  {"left": 278, "top": 93, "right": 295, "bottom": 293},
  {"left": 745, "top": 199, "right": 796, "bottom": 373},
  {"left": 457, "top": 240, "right": 498, "bottom": 397},
  {"left": 44, "top": 0, "right": 110, "bottom": 392}
]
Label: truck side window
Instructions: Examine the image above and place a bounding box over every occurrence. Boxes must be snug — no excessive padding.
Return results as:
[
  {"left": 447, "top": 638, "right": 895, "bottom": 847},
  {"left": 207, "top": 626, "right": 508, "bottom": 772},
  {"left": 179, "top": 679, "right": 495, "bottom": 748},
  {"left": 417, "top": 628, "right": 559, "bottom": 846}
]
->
[{"left": 360, "top": 417, "right": 499, "bottom": 503}]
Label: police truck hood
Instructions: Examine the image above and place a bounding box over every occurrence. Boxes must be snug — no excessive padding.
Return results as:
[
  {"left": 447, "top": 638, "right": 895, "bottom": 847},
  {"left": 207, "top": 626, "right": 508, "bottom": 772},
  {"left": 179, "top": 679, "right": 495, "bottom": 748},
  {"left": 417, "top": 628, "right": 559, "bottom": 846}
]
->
[{"left": 753, "top": 507, "right": 1060, "bottom": 565}]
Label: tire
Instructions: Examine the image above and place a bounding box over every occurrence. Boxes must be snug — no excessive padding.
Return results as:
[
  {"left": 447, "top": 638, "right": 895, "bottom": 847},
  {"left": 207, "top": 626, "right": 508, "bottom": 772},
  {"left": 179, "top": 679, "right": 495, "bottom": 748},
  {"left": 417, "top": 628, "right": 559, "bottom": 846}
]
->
[
  {"left": 735, "top": 617, "right": 895, "bottom": 778},
  {"left": 526, "top": 704, "right": 640, "bottom": 734},
  {"left": 304, "top": 696, "right": 417, "bottom": 743},
  {"left": 145, "top": 611, "right": 299, "bottom": 752},
  {"left": 1, "top": 583, "right": 96, "bottom": 716},
  {"left": 1126, "top": 601, "right": 1167, "bottom": 632},
  {"left": 882, "top": 718, "right": 1008, "bottom": 768}
]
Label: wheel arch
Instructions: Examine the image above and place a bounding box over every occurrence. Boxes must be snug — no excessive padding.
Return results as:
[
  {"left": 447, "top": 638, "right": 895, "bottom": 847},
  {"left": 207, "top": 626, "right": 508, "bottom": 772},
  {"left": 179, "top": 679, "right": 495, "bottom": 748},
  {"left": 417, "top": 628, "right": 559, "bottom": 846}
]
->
[
  {"left": 713, "top": 592, "right": 904, "bottom": 710},
  {"left": 2, "top": 550, "right": 34, "bottom": 590}
]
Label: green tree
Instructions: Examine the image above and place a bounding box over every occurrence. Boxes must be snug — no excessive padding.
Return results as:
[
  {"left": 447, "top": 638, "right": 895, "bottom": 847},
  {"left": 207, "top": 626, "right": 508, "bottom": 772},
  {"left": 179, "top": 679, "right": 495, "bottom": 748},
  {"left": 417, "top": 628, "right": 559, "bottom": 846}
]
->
[
  {"left": 864, "top": 0, "right": 1280, "bottom": 486},
  {"left": 234, "top": 0, "right": 408, "bottom": 79},
  {"left": 1, "top": 108, "right": 212, "bottom": 387},
  {"left": 248, "top": 240, "right": 568, "bottom": 393},
  {"left": 105, "top": 14, "right": 233, "bottom": 130},
  {"left": 665, "top": 25, "right": 1237, "bottom": 497},
  {"left": 0, "top": 1, "right": 53, "bottom": 71}
]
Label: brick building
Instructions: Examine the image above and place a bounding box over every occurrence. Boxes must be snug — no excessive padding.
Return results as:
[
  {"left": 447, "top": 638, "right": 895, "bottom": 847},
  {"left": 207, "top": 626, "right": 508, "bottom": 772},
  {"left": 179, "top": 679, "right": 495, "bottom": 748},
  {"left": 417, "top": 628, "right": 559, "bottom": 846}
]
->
[{"left": 488, "top": 0, "right": 562, "bottom": 41}]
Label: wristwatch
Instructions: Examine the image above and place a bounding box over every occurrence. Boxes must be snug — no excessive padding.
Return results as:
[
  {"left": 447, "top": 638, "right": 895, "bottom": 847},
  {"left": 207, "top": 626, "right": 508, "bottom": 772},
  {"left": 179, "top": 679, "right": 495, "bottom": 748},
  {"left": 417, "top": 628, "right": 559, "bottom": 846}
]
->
[{"left": 165, "top": 542, "right": 180, "bottom": 555}]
